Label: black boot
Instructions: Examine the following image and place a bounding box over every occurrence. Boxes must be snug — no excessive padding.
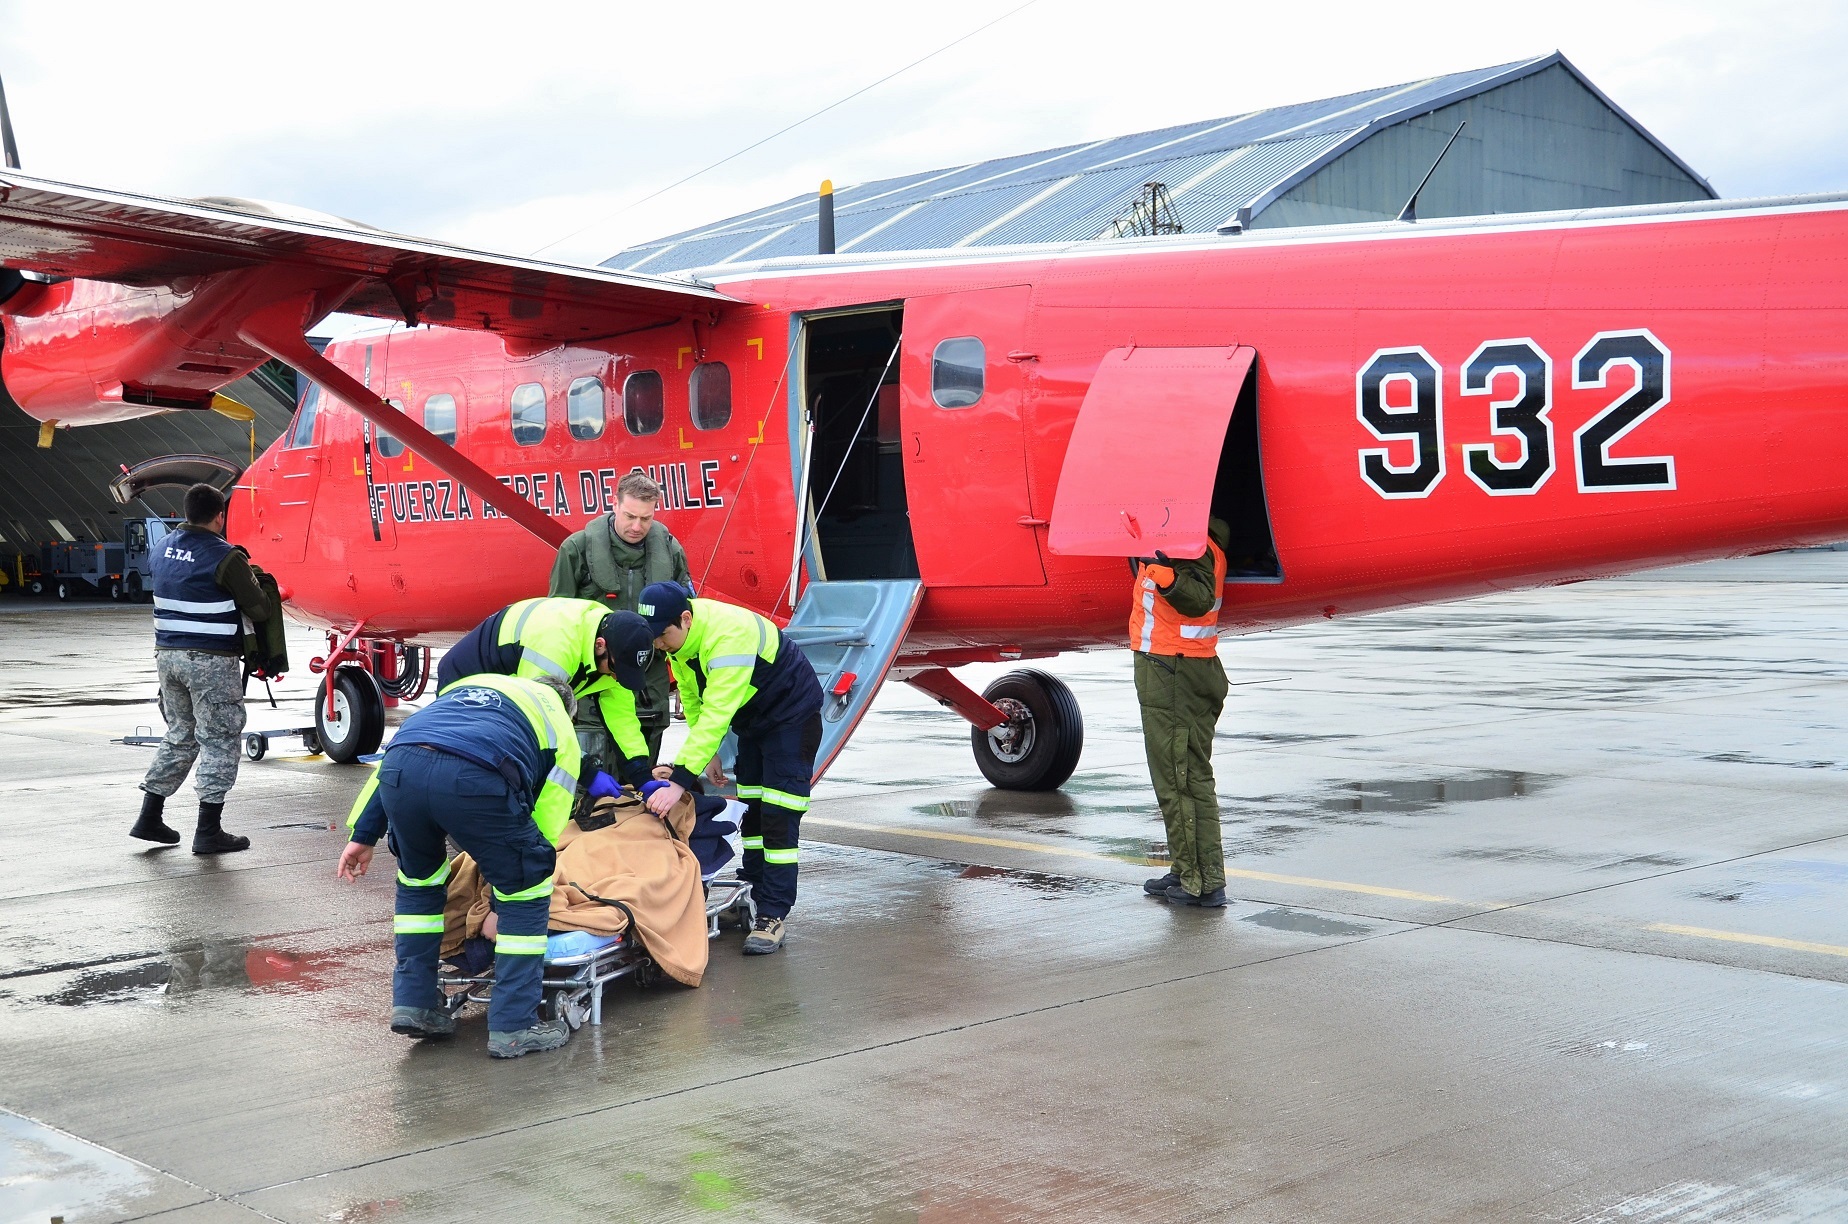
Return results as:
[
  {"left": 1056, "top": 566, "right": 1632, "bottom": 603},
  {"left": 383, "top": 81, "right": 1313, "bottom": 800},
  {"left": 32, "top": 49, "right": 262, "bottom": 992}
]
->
[
  {"left": 192, "top": 800, "right": 250, "bottom": 855},
  {"left": 129, "top": 791, "right": 181, "bottom": 846}
]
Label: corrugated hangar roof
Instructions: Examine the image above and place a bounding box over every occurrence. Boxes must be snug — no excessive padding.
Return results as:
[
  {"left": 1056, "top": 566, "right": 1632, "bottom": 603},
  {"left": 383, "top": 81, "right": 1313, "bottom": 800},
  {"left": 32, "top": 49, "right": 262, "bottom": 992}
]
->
[{"left": 606, "top": 51, "right": 1713, "bottom": 275}]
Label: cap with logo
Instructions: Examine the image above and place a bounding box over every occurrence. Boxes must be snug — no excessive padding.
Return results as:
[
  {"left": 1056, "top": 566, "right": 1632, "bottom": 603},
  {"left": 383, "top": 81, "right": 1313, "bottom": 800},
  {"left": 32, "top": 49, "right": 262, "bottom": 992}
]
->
[
  {"left": 636, "top": 581, "right": 694, "bottom": 639},
  {"left": 596, "top": 611, "right": 656, "bottom": 694}
]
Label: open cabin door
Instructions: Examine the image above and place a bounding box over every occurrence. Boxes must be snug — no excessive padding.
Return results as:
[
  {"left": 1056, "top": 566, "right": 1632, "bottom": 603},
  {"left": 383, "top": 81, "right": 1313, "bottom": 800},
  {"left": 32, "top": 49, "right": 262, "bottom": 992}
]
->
[
  {"left": 784, "top": 577, "right": 923, "bottom": 782},
  {"left": 1048, "top": 346, "right": 1275, "bottom": 574}
]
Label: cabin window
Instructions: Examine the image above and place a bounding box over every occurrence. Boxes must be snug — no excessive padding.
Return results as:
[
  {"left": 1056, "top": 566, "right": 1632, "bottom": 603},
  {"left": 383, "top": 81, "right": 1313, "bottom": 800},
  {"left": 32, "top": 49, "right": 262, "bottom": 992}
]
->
[
  {"left": 568, "top": 376, "right": 606, "bottom": 441},
  {"left": 624, "top": 370, "right": 664, "bottom": 436},
  {"left": 931, "top": 337, "right": 984, "bottom": 408},
  {"left": 690, "top": 361, "right": 731, "bottom": 430},
  {"left": 375, "top": 398, "right": 407, "bottom": 457},
  {"left": 424, "top": 393, "right": 457, "bottom": 444},
  {"left": 511, "top": 382, "right": 546, "bottom": 445},
  {"left": 286, "top": 384, "right": 321, "bottom": 448}
]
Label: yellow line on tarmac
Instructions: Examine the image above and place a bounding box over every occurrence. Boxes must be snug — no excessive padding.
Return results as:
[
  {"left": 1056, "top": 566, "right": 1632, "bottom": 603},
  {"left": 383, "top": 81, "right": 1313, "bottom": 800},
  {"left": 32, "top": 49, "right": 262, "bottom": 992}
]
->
[
  {"left": 804, "top": 817, "right": 1468, "bottom": 904},
  {"left": 1647, "top": 923, "right": 1848, "bottom": 959},
  {"left": 1223, "top": 867, "right": 1469, "bottom": 905}
]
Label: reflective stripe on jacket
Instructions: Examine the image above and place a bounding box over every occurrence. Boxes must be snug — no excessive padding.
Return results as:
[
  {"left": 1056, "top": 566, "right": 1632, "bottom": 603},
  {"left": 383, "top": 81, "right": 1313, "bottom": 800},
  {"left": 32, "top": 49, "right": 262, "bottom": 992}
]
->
[
  {"left": 669, "top": 597, "right": 823, "bottom": 773},
  {"left": 346, "top": 672, "right": 581, "bottom": 846},
  {"left": 151, "top": 527, "right": 240, "bottom": 652},
  {"left": 435, "top": 596, "right": 648, "bottom": 762},
  {"left": 1129, "top": 539, "right": 1227, "bottom": 658}
]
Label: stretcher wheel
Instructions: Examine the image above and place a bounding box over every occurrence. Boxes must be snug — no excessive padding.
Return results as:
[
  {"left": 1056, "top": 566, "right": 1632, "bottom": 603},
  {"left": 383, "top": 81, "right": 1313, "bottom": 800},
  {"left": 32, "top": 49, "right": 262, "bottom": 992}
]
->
[
  {"left": 243, "top": 733, "right": 268, "bottom": 762},
  {"left": 301, "top": 729, "right": 323, "bottom": 755}
]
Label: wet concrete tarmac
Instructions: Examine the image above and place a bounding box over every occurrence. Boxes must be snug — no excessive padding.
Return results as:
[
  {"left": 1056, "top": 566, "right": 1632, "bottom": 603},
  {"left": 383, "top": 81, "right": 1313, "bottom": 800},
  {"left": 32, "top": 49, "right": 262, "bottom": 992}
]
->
[{"left": 2, "top": 555, "right": 1845, "bottom": 1221}]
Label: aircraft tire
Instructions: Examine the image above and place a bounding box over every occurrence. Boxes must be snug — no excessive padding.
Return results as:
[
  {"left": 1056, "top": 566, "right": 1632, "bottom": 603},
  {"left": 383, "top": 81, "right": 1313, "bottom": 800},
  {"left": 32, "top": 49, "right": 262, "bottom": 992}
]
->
[
  {"left": 971, "top": 669, "right": 1084, "bottom": 792},
  {"left": 316, "top": 667, "right": 386, "bottom": 764}
]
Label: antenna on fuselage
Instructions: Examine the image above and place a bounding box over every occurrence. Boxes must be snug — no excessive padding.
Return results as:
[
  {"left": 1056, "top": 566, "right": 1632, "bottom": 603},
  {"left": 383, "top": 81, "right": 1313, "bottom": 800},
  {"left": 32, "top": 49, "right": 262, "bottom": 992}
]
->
[
  {"left": 0, "top": 72, "right": 20, "bottom": 169},
  {"left": 1397, "top": 119, "right": 1467, "bottom": 223}
]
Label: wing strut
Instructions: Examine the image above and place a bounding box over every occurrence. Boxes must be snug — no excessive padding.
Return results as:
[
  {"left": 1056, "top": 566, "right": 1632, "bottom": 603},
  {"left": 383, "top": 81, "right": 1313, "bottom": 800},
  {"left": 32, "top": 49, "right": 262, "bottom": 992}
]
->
[{"left": 237, "top": 297, "right": 573, "bottom": 549}]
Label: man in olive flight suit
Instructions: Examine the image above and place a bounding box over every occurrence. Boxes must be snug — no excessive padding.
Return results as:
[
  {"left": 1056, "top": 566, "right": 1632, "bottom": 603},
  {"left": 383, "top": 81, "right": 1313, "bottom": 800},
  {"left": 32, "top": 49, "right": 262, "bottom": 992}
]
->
[{"left": 1136, "top": 517, "right": 1234, "bottom": 907}]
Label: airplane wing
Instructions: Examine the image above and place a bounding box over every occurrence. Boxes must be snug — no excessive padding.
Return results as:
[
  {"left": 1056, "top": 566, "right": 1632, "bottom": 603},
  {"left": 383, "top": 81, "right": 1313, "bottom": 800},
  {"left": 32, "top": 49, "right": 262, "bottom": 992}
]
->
[{"left": 0, "top": 169, "right": 736, "bottom": 339}]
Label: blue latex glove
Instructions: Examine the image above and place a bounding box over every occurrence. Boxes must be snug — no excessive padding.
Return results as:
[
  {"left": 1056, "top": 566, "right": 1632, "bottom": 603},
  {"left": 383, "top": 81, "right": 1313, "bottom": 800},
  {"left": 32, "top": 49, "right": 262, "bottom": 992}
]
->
[
  {"left": 587, "top": 771, "right": 622, "bottom": 801},
  {"left": 619, "top": 756, "right": 654, "bottom": 791}
]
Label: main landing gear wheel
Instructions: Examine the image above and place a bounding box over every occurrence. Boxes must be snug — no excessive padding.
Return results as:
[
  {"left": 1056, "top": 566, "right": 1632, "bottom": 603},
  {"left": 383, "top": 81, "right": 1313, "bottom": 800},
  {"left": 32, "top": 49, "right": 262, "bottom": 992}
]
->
[
  {"left": 971, "top": 668, "right": 1085, "bottom": 791},
  {"left": 316, "top": 667, "right": 386, "bottom": 764}
]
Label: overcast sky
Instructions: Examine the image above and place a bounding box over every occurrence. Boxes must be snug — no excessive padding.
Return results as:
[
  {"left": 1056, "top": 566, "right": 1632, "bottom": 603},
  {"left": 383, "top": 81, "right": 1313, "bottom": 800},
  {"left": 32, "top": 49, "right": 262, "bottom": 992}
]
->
[{"left": 2, "top": 0, "right": 1844, "bottom": 267}]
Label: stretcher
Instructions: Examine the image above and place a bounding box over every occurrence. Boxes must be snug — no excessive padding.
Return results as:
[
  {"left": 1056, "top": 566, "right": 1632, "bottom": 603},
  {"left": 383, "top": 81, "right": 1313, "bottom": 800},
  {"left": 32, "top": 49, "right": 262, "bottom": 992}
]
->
[{"left": 438, "top": 877, "right": 754, "bottom": 1029}]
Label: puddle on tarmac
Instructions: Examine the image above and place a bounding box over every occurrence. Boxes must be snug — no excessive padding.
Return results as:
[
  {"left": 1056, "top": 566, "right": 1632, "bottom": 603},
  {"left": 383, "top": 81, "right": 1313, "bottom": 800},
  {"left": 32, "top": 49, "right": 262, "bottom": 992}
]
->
[
  {"left": 919, "top": 790, "right": 1079, "bottom": 824},
  {"left": 1241, "top": 907, "right": 1373, "bottom": 937},
  {"left": 1693, "top": 859, "right": 1848, "bottom": 905},
  {"left": 939, "top": 862, "right": 1106, "bottom": 897},
  {"left": 1703, "top": 751, "right": 1841, "bottom": 770},
  {"left": 1447, "top": 846, "right": 1607, "bottom": 866},
  {"left": 0, "top": 1107, "right": 174, "bottom": 1220},
  {"left": 1311, "top": 770, "right": 1549, "bottom": 815},
  {"left": 39, "top": 941, "right": 363, "bottom": 1006}
]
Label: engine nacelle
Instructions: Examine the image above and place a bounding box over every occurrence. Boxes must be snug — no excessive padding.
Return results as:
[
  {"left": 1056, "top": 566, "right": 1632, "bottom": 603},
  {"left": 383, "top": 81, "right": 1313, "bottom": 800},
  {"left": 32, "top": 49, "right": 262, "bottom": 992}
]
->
[{"left": 1, "top": 273, "right": 272, "bottom": 425}]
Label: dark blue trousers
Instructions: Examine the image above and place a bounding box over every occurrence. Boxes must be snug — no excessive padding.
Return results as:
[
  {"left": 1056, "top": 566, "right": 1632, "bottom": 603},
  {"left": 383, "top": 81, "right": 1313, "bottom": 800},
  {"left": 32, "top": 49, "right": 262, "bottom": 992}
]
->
[
  {"left": 734, "top": 714, "right": 822, "bottom": 920},
  {"left": 380, "top": 744, "right": 556, "bottom": 1033}
]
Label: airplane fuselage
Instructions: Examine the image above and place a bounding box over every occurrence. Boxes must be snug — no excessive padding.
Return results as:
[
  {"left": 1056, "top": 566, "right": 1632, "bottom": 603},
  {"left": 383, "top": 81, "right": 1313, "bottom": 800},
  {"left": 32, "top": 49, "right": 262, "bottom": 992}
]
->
[{"left": 219, "top": 196, "right": 1848, "bottom": 668}]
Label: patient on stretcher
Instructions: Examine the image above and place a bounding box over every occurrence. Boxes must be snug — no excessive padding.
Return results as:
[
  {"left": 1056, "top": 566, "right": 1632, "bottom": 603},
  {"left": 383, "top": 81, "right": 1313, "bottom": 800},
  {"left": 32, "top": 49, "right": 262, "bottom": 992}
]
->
[{"left": 441, "top": 789, "right": 740, "bottom": 988}]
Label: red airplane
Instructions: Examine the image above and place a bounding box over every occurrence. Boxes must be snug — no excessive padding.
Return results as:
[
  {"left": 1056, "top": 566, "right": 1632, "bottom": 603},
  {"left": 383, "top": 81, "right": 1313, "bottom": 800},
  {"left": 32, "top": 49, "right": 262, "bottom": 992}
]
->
[{"left": 4, "top": 168, "right": 1847, "bottom": 788}]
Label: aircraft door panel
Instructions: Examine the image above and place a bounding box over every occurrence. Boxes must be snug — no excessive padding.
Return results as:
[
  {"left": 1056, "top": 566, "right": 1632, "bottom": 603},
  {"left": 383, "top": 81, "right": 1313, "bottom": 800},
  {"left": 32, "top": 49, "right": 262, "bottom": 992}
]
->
[
  {"left": 1048, "top": 345, "right": 1257, "bottom": 558},
  {"left": 260, "top": 385, "right": 326, "bottom": 563},
  {"left": 901, "top": 286, "right": 1046, "bottom": 587}
]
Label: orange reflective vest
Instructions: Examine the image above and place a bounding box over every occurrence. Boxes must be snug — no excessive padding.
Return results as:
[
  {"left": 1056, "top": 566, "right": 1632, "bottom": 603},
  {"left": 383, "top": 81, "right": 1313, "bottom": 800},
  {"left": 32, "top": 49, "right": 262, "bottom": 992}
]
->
[{"left": 1128, "top": 540, "right": 1227, "bottom": 657}]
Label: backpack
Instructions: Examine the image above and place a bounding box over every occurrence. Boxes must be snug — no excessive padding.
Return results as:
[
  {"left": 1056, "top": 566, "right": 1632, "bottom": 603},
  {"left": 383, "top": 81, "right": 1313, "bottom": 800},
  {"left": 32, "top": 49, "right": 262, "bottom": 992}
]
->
[{"left": 242, "top": 564, "right": 290, "bottom": 682}]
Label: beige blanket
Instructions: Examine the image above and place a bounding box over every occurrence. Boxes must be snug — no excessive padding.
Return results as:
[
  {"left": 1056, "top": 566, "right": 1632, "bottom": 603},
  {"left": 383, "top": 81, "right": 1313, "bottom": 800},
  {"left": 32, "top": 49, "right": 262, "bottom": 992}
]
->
[{"left": 440, "top": 794, "right": 709, "bottom": 987}]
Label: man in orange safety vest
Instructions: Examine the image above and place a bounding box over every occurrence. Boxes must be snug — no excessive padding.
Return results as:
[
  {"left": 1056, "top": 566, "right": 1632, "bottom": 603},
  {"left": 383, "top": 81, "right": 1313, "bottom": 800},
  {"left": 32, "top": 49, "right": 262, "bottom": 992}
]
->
[{"left": 1133, "top": 517, "right": 1232, "bottom": 907}]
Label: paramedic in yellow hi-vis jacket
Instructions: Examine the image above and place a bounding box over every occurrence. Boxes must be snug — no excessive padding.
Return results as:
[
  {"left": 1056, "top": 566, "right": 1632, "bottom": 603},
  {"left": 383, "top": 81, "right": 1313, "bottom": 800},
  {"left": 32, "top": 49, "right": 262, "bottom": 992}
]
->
[
  {"left": 336, "top": 673, "right": 582, "bottom": 1059},
  {"left": 1135, "top": 517, "right": 1233, "bottom": 908},
  {"left": 435, "top": 596, "right": 661, "bottom": 794},
  {"left": 637, "top": 583, "right": 824, "bottom": 956}
]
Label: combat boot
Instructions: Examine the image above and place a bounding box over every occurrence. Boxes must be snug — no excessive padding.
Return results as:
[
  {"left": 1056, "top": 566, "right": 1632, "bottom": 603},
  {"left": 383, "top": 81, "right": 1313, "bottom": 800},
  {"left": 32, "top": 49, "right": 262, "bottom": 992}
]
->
[
  {"left": 390, "top": 1005, "right": 456, "bottom": 1040},
  {"left": 129, "top": 790, "right": 181, "bottom": 846},
  {"left": 743, "top": 915, "right": 785, "bottom": 955},
  {"left": 1162, "top": 883, "right": 1229, "bottom": 908},
  {"left": 192, "top": 801, "right": 250, "bottom": 855},
  {"left": 488, "top": 1019, "right": 570, "bottom": 1059},
  {"left": 1143, "top": 871, "right": 1179, "bottom": 896}
]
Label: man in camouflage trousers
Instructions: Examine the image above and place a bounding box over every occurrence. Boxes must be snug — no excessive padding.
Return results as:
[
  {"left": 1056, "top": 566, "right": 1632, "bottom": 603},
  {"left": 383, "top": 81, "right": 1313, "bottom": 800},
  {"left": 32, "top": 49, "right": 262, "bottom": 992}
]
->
[{"left": 132, "top": 483, "right": 271, "bottom": 854}]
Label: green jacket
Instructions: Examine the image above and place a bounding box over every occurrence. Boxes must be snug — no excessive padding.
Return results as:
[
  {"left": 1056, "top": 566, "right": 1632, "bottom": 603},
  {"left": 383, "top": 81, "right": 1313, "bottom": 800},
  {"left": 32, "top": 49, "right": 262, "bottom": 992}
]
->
[
  {"left": 347, "top": 672, "right": 581, "bottom": 847},
  {"left": 455, "top": 596, "right": 651, "bottom": 765},
  {"left": 666, "top": 598, "right": 780, "bottom": 775},
  {"left": 548, "top": 518, "right": 689, "bottom": 725},
  {"left": 1135, "top": 517, "right": 1232, "bottom": 619}
]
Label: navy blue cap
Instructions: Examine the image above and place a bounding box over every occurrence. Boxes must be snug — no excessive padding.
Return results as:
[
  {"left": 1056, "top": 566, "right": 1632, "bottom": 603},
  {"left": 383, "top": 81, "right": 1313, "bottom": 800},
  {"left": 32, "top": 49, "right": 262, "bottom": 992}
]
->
[
  {"left": 636, "top": 582, "right": 693, "bottom": 638},
  {"left": 596, "top": 611, "right": 654, "bottom": 694}
]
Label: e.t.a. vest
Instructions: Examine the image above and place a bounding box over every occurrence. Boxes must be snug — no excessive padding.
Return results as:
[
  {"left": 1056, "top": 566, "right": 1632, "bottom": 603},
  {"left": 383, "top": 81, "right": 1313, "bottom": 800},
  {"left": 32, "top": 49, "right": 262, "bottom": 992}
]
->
[{"left": 151, "top": 527, "right": 242, "bottom": 653}]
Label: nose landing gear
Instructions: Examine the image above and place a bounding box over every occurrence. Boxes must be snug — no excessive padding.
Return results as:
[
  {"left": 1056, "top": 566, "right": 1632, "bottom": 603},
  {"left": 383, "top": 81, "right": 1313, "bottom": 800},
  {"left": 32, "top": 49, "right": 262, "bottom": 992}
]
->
[{"left": 315, "top": 667, "right": 386, "bottom": 764}]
